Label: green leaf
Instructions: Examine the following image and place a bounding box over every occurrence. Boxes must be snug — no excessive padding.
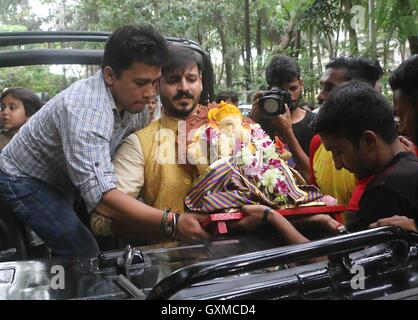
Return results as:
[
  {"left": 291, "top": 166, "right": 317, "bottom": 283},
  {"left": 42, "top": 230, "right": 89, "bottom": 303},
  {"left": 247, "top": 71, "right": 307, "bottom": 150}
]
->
[{"left": 399, "top": 16, "right": 418, "bottom": 38}]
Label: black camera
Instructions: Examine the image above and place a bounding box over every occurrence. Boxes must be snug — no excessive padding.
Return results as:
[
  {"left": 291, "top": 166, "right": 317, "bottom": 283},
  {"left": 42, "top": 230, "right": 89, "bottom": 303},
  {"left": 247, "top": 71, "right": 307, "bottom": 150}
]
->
[{"left": 258, "top": 87, "right": 292, "bottom": 119}]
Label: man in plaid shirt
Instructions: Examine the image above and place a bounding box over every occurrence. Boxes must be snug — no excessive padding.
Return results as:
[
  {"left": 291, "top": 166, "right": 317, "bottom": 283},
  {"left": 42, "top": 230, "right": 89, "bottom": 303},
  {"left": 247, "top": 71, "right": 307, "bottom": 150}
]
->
[{"left": 0, "top": 25, "right": 210, "bottom": 257}]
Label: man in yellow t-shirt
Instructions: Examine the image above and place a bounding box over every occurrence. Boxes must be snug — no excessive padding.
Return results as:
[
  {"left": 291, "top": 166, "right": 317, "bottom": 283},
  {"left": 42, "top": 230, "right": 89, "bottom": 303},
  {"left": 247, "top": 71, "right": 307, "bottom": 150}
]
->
[{"left": 310, "top": 56, "right": 383, "bottom": 208}]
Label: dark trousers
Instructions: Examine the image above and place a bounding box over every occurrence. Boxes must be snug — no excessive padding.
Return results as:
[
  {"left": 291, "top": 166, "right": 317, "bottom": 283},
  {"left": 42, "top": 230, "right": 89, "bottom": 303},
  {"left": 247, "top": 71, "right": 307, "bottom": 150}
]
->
[{"left": 0, "top": 173, "right": 99, "bottom": 257}]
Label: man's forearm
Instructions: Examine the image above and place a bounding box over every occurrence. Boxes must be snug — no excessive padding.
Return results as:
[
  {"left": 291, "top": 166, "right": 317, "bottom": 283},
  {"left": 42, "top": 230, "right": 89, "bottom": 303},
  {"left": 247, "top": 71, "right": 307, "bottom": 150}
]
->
[
  {"left": 268, "top": 213, "right": 309, "bottom": 245},
  {"left": 95, "top": 188, "right": 164, "bottom": 234}
]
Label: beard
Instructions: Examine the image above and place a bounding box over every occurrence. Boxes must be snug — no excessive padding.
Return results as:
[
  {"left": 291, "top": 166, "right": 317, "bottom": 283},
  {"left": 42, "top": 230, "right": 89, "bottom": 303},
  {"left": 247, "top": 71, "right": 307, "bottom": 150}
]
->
[
  {"left": 160, "top": 94, "right": 198, "bottom": 118},
  {"left": 290, "top": 95, "right": 303, "bottom": 111},
  {"left": 160, "top": 89, "right": 201, "bottom": 118}
]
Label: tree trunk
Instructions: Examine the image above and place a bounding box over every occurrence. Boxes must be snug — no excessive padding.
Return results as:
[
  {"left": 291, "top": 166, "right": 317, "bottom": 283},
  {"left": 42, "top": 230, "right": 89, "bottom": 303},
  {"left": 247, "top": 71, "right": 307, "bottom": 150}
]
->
[
  {"left": 397, "top": 0, "right": 418, "bottom": 55},
  {"left": 216, "top": 24, "right": 232, "bottom": 87},
  {"left": 278, "top": 9, "right": 301, "bottom": 52},
  {"left": 308, "top": 28, "right": 315, "bottom": 104},
  {"left": 400, "top": 41, "right": 406, "bottom": 62},
  {"left": 368, "top": 0, "right": 377, "bottom": 59},
  {"left": 316, "top": 34, "right": 322, "bottom": 78},
  {"left": 289, "top": 29, "right": 301, "bottom": 59},
  {"left": 62, "top": 65, "right": 67, "bottom": 90},
  {"left": 256, "top": 8, "right": 263, "bottom": 74},
  {"left": 409, "top": 36, "right": 418, "bottom": 55},
  {"left": 217, "top": 59, "right": 224, "bottom": 88},
  {"left": 324, "top": 31, "right": 335, "bottom": 58},
  {"left": 196, "top": 25, "right": 203, "bottom": 47},
  {"left": 343, "top": 0, "right": 359, "bottom": 55},
  {"left": 244, "top": 0, "right": 252, "bottom": 90},
  {"left": 334, "top": 3, "right": 342, "bottom": 58}
]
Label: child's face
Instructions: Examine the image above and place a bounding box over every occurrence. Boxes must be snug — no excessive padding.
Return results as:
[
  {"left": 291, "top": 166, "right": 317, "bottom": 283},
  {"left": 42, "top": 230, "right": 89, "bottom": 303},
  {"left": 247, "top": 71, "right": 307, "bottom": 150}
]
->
[
  {"left": 1, "top": 94, "right": 28, "bottom": 132},
  {"left": 148, "top": 97, "right": 157, "bottom": 116}
]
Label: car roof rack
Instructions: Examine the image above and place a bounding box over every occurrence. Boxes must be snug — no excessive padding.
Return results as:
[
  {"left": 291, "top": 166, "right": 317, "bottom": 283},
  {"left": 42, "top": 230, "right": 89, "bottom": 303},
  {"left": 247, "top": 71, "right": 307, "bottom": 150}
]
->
[
  {"left": 146, "top": 226, "right": 413, "bottom": 299},
  {"left": 0, "top": 49, "right": 103, "bottom": 66},
  {"left": 0, "top": 31, "right": 214, "bottom": 103},
  {"left": 0, "top": 31, "right": 110, "bottom": 46},
  {"left": 0, "top": 31, "right": 203, "bottom": 48}
]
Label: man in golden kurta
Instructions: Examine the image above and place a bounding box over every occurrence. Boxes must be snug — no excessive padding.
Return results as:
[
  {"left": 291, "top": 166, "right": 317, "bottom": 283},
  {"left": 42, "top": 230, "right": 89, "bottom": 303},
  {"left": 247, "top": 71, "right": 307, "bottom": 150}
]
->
[{"left": 91, "top": 45, "right": 211, "bottom": 243}]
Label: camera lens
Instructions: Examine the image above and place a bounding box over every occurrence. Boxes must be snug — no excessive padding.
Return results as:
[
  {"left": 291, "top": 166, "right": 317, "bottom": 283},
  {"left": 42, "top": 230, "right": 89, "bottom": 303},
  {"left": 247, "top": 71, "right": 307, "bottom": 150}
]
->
[{"left": 264, "top": 98, "right": 279, "bottom": 114}]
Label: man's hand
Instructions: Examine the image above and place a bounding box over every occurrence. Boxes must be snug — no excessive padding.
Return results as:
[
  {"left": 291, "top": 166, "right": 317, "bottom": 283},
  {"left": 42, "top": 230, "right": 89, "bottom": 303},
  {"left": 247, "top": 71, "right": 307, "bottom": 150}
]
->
[
  {"left": 236, "top": 205, "right": 313, "bottom": 246},
  {"left": 290, "top": 214, "right": 342, "bottom": 235},
  {"left": 176, "top": 214, "right": 212, "bottom": 241},
  {"left": 369, "top": 215, "right": 417, "bottom": 232},
  {"left": 270, "top": 104, "right": 293, "bottom": 138},
  {"left": 230, "top": 204, "right": 271, "bottom": 233},
  {"left": 249, "top": 92, "right": 263, "bottom": 123},
  {"left": 399, "top": 136, "right": 416, "bottom": 154}
]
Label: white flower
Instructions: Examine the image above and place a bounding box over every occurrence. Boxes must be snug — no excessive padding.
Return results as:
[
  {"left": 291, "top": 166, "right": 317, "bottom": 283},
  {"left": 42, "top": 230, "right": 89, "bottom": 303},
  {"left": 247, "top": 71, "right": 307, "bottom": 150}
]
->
[
  {"left": 249, "top": 123, "right": 261, "bottom": 130},
  {"left": 253, "top": 136, "right": 270, "bottom": 150},
  {"left": 264, "top": 142, "right": 279, "bottom": 161},
  {"left": 260, "top": 168, "right": 282, "bottom": 194},
  {"left": 240, "top": 146, "right": 255, "bottom": 166}
]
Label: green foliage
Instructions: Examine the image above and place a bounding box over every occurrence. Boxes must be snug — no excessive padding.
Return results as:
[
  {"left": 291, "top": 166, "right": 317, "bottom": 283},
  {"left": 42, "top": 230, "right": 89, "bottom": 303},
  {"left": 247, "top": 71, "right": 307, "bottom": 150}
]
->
[
  {"left": 0, "top": 0, "right": 42, "bottom": 30},
  {"left": 0, "top": 0, "right": 416, "bottom": 102},
  {"left": 0, "top": 24, "right": 27, "bottom": 32},
  {"left": 399, "top": 16, "right": 418, "bottom": 39},
  {"left": 0, "top": 66, "right": 72, "bottom": 97}
]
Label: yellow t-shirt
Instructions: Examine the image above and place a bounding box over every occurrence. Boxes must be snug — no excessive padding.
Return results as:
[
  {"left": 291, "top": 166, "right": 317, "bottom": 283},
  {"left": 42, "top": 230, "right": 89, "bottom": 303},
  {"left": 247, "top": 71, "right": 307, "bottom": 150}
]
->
[{"left": 312, "top": 143, "right": 357, "bottom": 205}]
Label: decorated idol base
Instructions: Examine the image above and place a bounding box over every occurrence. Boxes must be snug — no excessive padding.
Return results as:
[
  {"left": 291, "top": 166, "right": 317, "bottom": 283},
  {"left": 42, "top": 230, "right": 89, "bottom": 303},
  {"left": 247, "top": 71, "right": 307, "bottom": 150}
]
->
[{"left": 186, "top": 101, "right": 331, "bottom": 212}]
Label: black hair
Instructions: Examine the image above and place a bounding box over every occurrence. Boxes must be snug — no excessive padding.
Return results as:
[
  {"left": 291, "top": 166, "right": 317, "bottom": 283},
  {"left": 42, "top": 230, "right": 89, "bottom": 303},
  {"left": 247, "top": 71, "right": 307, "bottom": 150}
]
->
[
  {"left": 265, "top": 54, "right": 300, "bottom": 87},
  {"left": 389, "top": 54, "right": 418, "bottom": 106},
  {"left": 1, "top": 87, "right": 42, "bottom": 117},
  {"left": 215, "top": 90, "right": 239, "bottom": 104},
  {"left": 313, "top": 81, "right": 397, "bottom": 146},
  {"left": 161, "top": 45, "right": 203, "bottom": 77},
  {"left": 325, "top": 56, "right": 383, "bottom": 86},
  {"left": 101, "top": 24, "right": 169, "bottom": 77}
]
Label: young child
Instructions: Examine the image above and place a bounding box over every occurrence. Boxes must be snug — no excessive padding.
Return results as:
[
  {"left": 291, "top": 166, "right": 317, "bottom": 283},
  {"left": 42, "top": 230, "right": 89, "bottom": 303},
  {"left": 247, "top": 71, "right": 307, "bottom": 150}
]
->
[{"left": 0, "top": 87, "right": 42, "bottom": 151}]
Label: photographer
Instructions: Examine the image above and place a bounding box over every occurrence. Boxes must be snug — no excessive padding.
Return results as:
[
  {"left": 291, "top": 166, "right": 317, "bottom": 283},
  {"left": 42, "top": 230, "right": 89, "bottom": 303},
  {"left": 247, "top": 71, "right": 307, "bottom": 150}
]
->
[{"left": 250, "top": 55, "right": 314, "bottom": 181}]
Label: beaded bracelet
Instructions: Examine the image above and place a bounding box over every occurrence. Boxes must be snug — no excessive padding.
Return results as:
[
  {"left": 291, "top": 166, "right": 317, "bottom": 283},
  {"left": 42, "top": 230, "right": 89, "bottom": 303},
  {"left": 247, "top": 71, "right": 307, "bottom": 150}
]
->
[
  {"left": 160, "top": 208, "right": 171, "bottom": 236},
  {"left": 262, "top": 207, "right": 273, "bottom": 227}
]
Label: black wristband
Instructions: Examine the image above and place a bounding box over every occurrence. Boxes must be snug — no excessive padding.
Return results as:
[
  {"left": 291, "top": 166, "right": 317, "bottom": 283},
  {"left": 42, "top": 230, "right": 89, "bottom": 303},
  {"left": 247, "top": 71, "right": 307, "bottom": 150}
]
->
[{"left": 262, "top": 207, "right": 273, "bottom": 226}]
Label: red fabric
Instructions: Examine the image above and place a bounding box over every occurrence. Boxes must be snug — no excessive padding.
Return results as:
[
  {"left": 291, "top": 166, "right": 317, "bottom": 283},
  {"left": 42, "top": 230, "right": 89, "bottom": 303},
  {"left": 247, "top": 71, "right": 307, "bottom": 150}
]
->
[
  {"left": 346, "top": 176, "right": 374, "bottom": 212},
  {"left": 415, "top": 145, "right": 418, "bottom": 157},
  {"left": 309, "top": 134, "right": 322, "bottom": 185}
]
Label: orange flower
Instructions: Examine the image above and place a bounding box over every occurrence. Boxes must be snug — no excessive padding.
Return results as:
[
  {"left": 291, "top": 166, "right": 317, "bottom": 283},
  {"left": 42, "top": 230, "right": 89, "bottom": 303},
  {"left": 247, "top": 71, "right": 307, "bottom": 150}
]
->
[{"left": 275, "top": 136, "right": 285, "bottom": 150}]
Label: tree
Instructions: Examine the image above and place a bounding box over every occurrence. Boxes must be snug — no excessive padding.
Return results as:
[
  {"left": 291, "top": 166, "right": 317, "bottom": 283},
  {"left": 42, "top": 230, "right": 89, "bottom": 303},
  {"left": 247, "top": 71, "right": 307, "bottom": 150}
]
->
[
  {"left": 244, "top": 0, "right": 252, "bottom": 90},
  {"left": 0, "top": 0, "right": 416, "bottom": 102},
  {"left": 0, "top": 0, "right": 42, "bottom": 30}
]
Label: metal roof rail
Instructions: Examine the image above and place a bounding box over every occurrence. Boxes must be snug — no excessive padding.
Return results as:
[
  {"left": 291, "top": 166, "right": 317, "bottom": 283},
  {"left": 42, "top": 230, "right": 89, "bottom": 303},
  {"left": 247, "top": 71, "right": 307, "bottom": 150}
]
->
[{"left": 146, "top": 226, "right": 413, "bottom": 300}]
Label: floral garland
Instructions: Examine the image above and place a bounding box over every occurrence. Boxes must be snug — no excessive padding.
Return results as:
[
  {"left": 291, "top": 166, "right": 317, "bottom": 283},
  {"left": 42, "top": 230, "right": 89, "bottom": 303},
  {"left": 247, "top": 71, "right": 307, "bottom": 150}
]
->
[
  {"left": 190, "top": 120, "right": 296, "bottom": 206},
  {"left": 236, "top": 123, "right": 294, "bottom": 205}
]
